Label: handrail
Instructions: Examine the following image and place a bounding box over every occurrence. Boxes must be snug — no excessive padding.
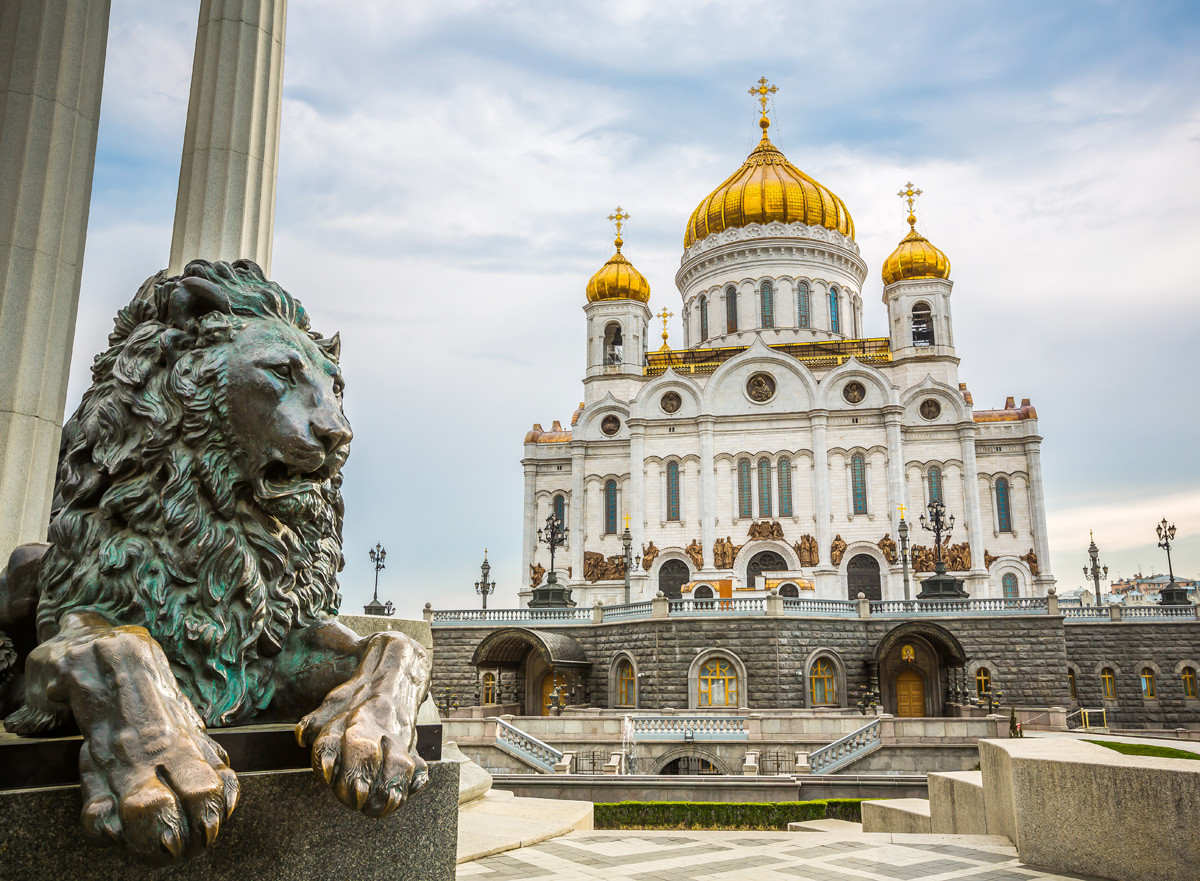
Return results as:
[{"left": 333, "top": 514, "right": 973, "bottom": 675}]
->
[
  {"left": 645, "top": 337, "right": 891, "bottom": 377},
  {"left": 808, "top": 717, "right": 883, "bottom": 775},
  {"left": 630, "top": 714, "right": 748, "bottom": 741},
  {"left": 669, "top": 597, "right": 765, "bottom": 615},
  {"left": 1121, "top": 605, "right": 1196, "bottom": 619},
  {"left": 493, "top": 717, "right": 563, "bottom": 773},
  {"left": 783, "top": 598, "right": 857, "bottom": 617},
  {"left": 603, "top": 601, "right": 653, "bottom": 620},
  {"left": 1061, "top": 606, "right": 1111, "bottom": 618},
  {"left": 430, "top": 607, "right": 593, "bottom": 624}
]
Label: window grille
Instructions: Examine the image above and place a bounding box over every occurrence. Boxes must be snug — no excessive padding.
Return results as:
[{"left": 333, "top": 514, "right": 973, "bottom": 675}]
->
[
  {"left": 726, "top": 286, "right": 738, "bottom": 333},
  {"left": 757, "top": 458, "right": 772, "bottom": 518},
  {"left": 829, "top": 287, "right": 841, "bottom": 333},
  {"left": 996, "top": 478, "right": 1012, "bottom": 532},
  {"left": 810, "top": 659, "right": 837, "bottom": 706},
  {"left": 928, "top": 466, "right": 943, "bottom": 504},
  {"left": 797, "top": 282, "right": 810, "bottom": 327},
  {"left": 553, "top": 493, "right": 565, "bottom": 526},
  {"left": 760, "top": 281, "right": 774, "bottom": 328},
  {"left": 1101, "top": 668, "right": 1116, "bottom": 700},
  {"left": 699, "top": 295, "right": 708, "bottom": 341},
  {"left": 1141, "top": 668, "right": 1156, "bottom": 699},
  {"left": 604, "top": 480, "right": 617, "bottom": 534},
  {"left": 1002, "top": 573, "right": 1018, "bottom": 599},
  {"left": 617, "top": 660, "right": 635, "bottom": 706},
  {"left": 482, "top": 672, "right": 496, "bottom": 704},
  {"left": 698, "top": 657, "right": 738, "bottom": 708},
  {"left": 1068, "top": 669, "right": 1077, "bottom": 699},
  {"left": 666, "top": 461, "right": 680, "bottom": 522},
  {"left": 1183, "top": 667, "right": 1197, "bottom": 699},
  {"left": 851, "top": 453, "right": 867, "bottom": 514},
  {"left": 737, "top": 459, "right": 752, "bottom": 519},
  {"left": 778, "top": 457, "right": 793, "bottom": 516}
]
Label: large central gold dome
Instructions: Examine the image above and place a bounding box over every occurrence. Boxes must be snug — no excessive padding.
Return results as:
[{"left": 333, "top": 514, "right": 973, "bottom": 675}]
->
[{"left": 684, "top": 120, "right": 855, "bottom": 248}]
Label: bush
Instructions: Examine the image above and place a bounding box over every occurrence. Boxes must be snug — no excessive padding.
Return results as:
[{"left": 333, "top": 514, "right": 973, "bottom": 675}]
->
[{"left": 594, "top": 799, "right": 864, "bottom": 830}]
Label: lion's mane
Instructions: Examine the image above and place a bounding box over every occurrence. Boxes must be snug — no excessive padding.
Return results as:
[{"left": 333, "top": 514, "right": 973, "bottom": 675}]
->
[{"left": 36, "top": 260, "right": 345, "bottom": 727}]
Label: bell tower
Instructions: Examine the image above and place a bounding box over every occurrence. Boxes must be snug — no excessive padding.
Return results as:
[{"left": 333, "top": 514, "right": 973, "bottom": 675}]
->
[{"left": 882, "top": 183, "right": 955, "bottom": 359}]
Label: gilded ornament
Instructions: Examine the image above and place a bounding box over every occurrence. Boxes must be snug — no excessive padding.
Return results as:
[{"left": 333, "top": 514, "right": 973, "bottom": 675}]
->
[
  {"left": 794, "top": 534, "right": 820, "bottom": 567},
  {"left": 984, "top": 551, "right": 998, "bottom": 569},
  {"left": 530, "top": 562, "right": 546, "bottom": 588},
  {"left": 747, "top": 521, "right": 785, "bottom": 541},
  {"left": 1021, "top": 548, "right": 1040, "bottom": 576},
  {"left": 586, "top": 207, "right": 651, "bottom": 303},
  {"left": 881, "top": 182, "right": 951, "bottom": 286},
  {"left": 685, "top": 539, "right": 704, "bottom": 570},
  {"left": 878, "top": 533, "right": 898, "bottom": 564},
  {"left": 641, "top": 541, "right": 660, "bottom": 571},
  {"left": 830, "top": 534, "right": 848, "bottom": 567}
]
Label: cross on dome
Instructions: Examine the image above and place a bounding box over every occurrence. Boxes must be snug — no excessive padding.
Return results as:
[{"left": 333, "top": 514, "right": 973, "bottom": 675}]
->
[
  {"left": 897, "top": 181, "right": 923, "bottom": 228},
  {"left": 656, "top": 306, "right": 674, "bottom": 350},
  {"left": 749, "top": 76, "right": 778, "bottom": 137},
  {"left": 607, "top": 206, "right": 630, "bottom": 250}
]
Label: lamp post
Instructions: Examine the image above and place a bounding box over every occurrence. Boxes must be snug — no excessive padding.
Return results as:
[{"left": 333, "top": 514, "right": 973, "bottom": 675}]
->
[
  {"left": 917, "top": 499, "right": 968, "bottom": 599},
  {"left": 475, "top": 549, "right": 496, "bottom": 610},
  {"left": 1082, "top": 532, "right": 1109, "bottom": 607},
  {"left": 530, "top": 512, "right": 575, "bottom": 608},
  {"left": 898, "top": 504, "right": 912, "bottom": 601},
  {"left": 1156, "top": 519, "right": 1189, "bottom": 606},
  {"left": 620, "top": 514, "right": 641, "bottom": 605},
  {"left": 364, "top": 543, "right": 394, "bottom": 616}
]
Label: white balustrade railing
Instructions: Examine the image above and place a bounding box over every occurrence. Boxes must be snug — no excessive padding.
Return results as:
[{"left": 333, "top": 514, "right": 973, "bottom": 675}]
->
[
  {"left": 870, "top": 597, "right": 1048, "bottom": 616},
  {"left": 1061, "top": 606, "right": 1114, "bottom": 619},
  {"left": 668, "top": 597, "right": 766, "bottom": 615},
  {"left": 782, "top": 598, "right": 857, "bottom": 616},
  {"left": 431, "top": 607, "right": 593, "bottom": 625},
  {"left": 808, "top": 717, "right": 883, "bottom": 774},
  {"left": 603, "top": 601, "right": 653, "bottom": 620},
  {"left": 1120, "top": 605, "right": 1196, "bottom": 619},
  {"left": 493, "top": 717, "right": 563, "bottom": 773},
  {"left": 630, "top": 714, "right": 748, "bottom": 741}
]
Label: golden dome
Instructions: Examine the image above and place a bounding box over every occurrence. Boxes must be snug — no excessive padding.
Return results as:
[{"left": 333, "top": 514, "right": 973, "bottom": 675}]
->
[
  {"left": 683, "top": 117, "right": 854, "bottom": 248},
  {"left": 881, "top": 188, "right": 951, "bottom": 286},
  {"left": 586, "top": 211, "right": 651, "bottom": 303}
]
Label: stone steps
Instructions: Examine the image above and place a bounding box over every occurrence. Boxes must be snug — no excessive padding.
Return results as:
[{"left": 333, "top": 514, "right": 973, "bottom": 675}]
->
[
  {"left": 787, "top": 818, "right": 864, "bottom": 833},
  {"left": 929, "top": 770, "right": 987, "bottom": 835},
  {"left": 861, "top": 797, "right": 931, "bottom": 834}
]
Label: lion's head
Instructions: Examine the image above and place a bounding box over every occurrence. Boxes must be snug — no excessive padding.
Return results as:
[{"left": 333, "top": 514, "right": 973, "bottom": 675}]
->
[{"left": 37, "top": 260, "right": 351, "bottom": 726}]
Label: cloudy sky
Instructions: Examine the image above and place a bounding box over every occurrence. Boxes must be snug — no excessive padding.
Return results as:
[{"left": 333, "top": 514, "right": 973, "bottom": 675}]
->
[{"left": 72, "top": 1, "right": 1200, "bottom": 615}]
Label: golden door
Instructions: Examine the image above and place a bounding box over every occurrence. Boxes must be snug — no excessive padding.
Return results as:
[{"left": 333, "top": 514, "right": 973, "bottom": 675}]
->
[
  {"left": 541, "top": 671, "right": 568, "bottom": 715},
  {"left": 895, "top": 669, "right": 925, "bottom": 718}
]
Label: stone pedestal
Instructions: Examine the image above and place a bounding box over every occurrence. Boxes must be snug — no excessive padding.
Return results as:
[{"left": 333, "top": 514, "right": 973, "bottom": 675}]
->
[
  {"left": 0, "top": 0, "right": 111, "bottom": 563},
  {"left": 169, "top": 0, "right": 287, "bottom": 275},
  {"left": 917, "top": 564, "right": 968, "bottom": 600}
]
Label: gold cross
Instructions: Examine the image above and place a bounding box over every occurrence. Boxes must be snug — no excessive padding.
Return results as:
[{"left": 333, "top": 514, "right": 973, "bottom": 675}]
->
[
  {"left": 897, "top": 504, "right": 907, "bottom": 519},
  {"left": 749, "top": 76, "right": 778, "bottom": 117},
  {"left": 657, "top": 306, "right": 674, "bottom": 349},
  {"left": 897, "top": 181, "right": 922, "bottom": 228},
  {"left": 623, "top": 513, "right": 631, "bottom": 530},
  {"left": 607, "top": 206, "right": 630, "bottom": 239}
]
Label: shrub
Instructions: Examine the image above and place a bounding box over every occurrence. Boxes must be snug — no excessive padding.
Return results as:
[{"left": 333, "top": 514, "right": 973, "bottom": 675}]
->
[{"left": 593, "top": 798, "right": 864, "bottom": 830}]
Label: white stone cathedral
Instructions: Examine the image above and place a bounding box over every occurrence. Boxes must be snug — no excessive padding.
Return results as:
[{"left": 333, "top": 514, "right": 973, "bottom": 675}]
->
[{"left": 520, "top": 95, "right": 1054, "bottom": 608}]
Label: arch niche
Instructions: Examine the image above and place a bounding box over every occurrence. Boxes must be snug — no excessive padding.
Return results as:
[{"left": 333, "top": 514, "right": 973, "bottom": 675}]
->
[
  {"left": 658, "top": 558, "right": 690, "bottom": 599},
  {"left": 746, "top": 549, "right": 788, "bottom": 589},
  {"left": 873, "top": 621, "right": 966, "bottom": 718},
  {"left": 846, "top": 553, "right": 882, "bottom": 600}
]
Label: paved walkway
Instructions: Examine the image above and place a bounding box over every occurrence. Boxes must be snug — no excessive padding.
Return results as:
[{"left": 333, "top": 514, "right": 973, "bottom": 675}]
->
[{"left": 457, "top": 831, "right": 1105, "bottom": 880}]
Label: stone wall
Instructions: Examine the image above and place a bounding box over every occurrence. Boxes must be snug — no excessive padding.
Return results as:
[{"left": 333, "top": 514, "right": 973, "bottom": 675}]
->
[{"left": 1063, "top": 620, "right": 1200, "bottom": 728}]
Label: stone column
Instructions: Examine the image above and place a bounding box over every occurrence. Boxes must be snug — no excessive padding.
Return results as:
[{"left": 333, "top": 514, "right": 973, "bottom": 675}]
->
[
  {"left": 570, "top": 444, "right": 585, "bottom": 581},
  {"left": 698, "top": 418, "right": 715, "bottom": 565},
  {"left": 1025, "top": 438, "right": 1054, "bottom": 587},
  {"left": 520, "top": 461, "right": 536, "bottom": 596},
  {"left": 883, "top": 409, "right": 906, "bottom": 529},
  {"left": 811, "top": 414, "right": 832, "bottom": 567},
  {"left": 169, "top": 0, "right": 287, "bottom": 275},
  {"left": 0, "top": 0, "right": 111, "bottom": 562},
  {"left": 629, "top": 423, "right": 646, "bottom": 563},
  {"left": 958, "top": 425, "right": 987, "bottom": 590}
]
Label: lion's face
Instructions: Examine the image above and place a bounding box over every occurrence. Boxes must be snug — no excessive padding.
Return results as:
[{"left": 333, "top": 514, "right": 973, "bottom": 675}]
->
[{"left": 221, "top": 320, "right": 351, "bottom": 524}]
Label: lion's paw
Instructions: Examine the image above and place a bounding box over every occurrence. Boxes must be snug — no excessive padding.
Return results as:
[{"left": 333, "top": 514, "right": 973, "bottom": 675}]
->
[{"left": 80, "top": 725, "right": 239, "bottom": 865}]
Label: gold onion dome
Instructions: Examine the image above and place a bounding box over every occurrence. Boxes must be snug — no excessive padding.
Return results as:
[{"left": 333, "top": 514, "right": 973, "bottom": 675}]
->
[
  {"left": 586, "top": 208, "right": 651, "bottom": 303},
  {"left": 881, "top": 183, "right": 951, "bottom": 286},
  {"left": 683, "top": 98, "right": 854, "bottom": 248}
]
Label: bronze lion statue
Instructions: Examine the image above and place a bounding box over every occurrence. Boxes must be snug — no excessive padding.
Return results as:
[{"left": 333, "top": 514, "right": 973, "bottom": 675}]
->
[{"left": 0, "top": 260, "right": 431, "bottom": 864}]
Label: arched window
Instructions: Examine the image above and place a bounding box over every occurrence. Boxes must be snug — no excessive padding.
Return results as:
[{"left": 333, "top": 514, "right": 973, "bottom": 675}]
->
[
  {"left": 616, "top": 659, "right": 635, "bottom": 707},
  {"left": 1101, "top": 667, "right": 1116, "bottom": 700},
  {"left": 604, "top": 321, "right": 624, "bottom": 364},
  {"left": 778, "top": 583, "right": 800, "bottom": 598},
  {"left": 810, "top": 658, "right": 837, "bottom": 706},
  {"left": 604, "top": 479, "right": 617, "bottom": 534},
  {"left": 778, "top": 457, "right": 793, "bottom": 517},
  {"left": 797, "top": 281, "right": 811, "bottom": 328},
  {"left": 693, "top": 584, "right": 715, "bottom": 599},
  {"left": 760, "top": 280, "right": 774, "bottom": 328},
  {"left": 659, "top": 559, "right": 690, "bottom": 599},
  {"left": 757, "top": 458, "right": 772, "bottom": 518},
  {"left": 1002, "top": 573, "right": 1018, "bottom": 599},
  {"left": 698, "top": 657, "right": 738, "bottom": 708},
  {"left": 553, "top": 493, "right": 566, "bottom": 527},
  {"left": 482, "top": 671, "right": 496, "bottom": 704},
  {"left": 1068, "top": 669, "right": 1077, "bottom": 699},
  {"left": 1141, "top": 667, "right": 1156, "bottom": 699},
  {"left": 850, "top": 453, "right": 867, "bottom": 515},
  {"left": 737, "top": 459, "right": 752, "bottom": 519},
  {"left": 976, "top": 667, "right": 991, "bottom": 699},
  {"left": 829, "top": 287, "right": 841, "bottom": 334},
  {"left": 912, "top": 303, "right": 934, "bottom": 346},
  {"left": 725, "top": 285, "right": 738, "bottom": 333},
  {"left": 928, "top": 466, "right": 943, "bottom": 504},
  {"left": 996, "top": 478, "right": 1012, "bottom": 533},
  {"left": 1183, "top": 667, "right": 1198, "bottom": 699},
  {"left": 699, "top": 295, "right": 709, "bottom": 342},
  {"left": 666, "top": 461, "right": 680, "bottom": 522}
]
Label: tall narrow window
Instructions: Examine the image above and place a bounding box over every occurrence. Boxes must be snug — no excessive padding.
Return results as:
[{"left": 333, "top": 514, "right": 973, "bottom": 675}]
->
[
  {"left": 760, "top": 281, "right": 774, "bottom": 328},
  {"left": 604, "top": 321, "right": 624, "bottom": 364},
  {"left": 725, "top": 286, "right": 738, "bottom": 333},
  {"left": 810, "top": 659, "right": 837, "bottom": 706},
  {"left": 996, "top": 478, "right": 1012, "bottom": 533},
  {"left": 699, "top": 295, "right": 709, "bottom": 342},
  {"left": 757, "top": 458, "right": 772, "bottom": 518},
  {"left": 482, "top": 671, "right": 496, "bottom": 704},
  {"left": 1068, "top": 669, "right": 1077, "bottom": 699},
  {"left": 1141, "top": 668, "right": 1156, "bottom": 699},
  {"left": 1183, "top": 667, "right": 1197, "bottom": 699},
  {"left": 1101, "top": 667, "right": 1116, "bottom": 699},
  {"left": 1002, "top": 573, "right": 1018, "bottom": 599},
  {"left": 617, "top": 659, "right": 635, "bottom": 706},
  {"left": 829, "top": 287, "right": 841, "bottom": 333},
  {"left": 928, "top": 466, "right": 943, "bottom": 504},
  {"left": 778, "top": 457, "right": 793, "bottom": 517},
  {"left": 553, "top": 493, "right": 566, "bottom": 526},
  {"left": 604, "top": 479, "right": 617, "bottom": 535},
  {"left": 912, "top": 303, "right": 934, "bottom": 346},
  {"left": 666, "top": 461, "right": 680, "bottom": 522},
  {"left": 737, "top": 459, "right": 752, "bottom": 519},
  {"left": 797, "top": 281, "right": 811, "bottom": 328},
  {"left": 976, "top": 667, "right": 991, "bottom": 699},
  {"left": 851, "top": 453, "right": 867, "bottom": 515}
]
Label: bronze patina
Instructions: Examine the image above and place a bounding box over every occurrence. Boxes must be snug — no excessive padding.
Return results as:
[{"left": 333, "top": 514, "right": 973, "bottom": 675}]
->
[{"left": 0, "top": 260, "right": 432, "bottom": 865}]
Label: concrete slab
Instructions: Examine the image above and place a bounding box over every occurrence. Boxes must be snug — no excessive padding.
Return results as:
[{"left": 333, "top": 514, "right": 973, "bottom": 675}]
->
[
  {"left": 928, "top": 770, "right": 987, "bottom": 835},
  {"left": 860, "top": 797, "right": 932, "bottom": 834},
  {"left": 787, "top": 818, "right": 863, "bottom": 833},
  {"left": 457, "top": 790, "right": 593, "bottom": 864}
]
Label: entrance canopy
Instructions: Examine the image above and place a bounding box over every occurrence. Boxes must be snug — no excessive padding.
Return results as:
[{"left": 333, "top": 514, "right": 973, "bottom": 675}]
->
[
  {"left": 471, "top": 627, "right": 591, "bottom": 669},
  {"left": 874, "top": 620, "right": 967, "bottom": 666}
]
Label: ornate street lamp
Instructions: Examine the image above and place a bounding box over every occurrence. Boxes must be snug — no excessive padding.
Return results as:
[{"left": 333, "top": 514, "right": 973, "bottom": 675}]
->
[
  {"left": 475, "top": 549, "right": 496, "bottom": 610},
  {"left": 917, "top": 499, "right": 968, "bottom": 599},
  {"left": 621, "top": 514, "right": 641, "bottom": 605},
  {"left": 1156, "top": 519, "right": 1189, "bottom": 606},
  {"left": 434, "top": 686, "right": 459, "bottom": 717},
  {"left": 530, "top": 512, "right": 575, "bottom": 608},
  {"left": 898, "top": 504, "right": 912, "bottom": 601},
  {"left": 364, "top": 542, "right": 394, "bottom": 616},
  {"left": 1082, "top": 532, "right": 1109, "bottom": 607}
]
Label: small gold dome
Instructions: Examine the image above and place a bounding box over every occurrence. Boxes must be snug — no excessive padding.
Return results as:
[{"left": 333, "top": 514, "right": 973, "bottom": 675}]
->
[
  {"left": 586, "top": 234, "right": 651, "bottom": 303},
  {"left": 684, "top": 121, "right": 854, "bottom": 248},
  {"left": 881, "top": 221, "right": 951, "bottom": 286}
]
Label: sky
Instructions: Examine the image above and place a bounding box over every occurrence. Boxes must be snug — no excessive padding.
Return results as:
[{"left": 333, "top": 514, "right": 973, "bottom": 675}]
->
[{"left": 70, "top": 0, "right": 1200, "bottom": 616}]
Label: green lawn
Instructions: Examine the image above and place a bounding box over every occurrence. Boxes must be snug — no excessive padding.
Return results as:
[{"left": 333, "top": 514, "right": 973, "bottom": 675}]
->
[{"left": 1085, "top": 739, "right": 1200, "bottom": 761}]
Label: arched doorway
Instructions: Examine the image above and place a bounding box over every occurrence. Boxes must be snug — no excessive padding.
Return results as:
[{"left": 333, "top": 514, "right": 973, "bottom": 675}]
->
[
  {"left": 658, "top": 559, "right": 689, "bottom": 598},
  {"left": 660, "top": 756, "right": 720, "bottom": 775},
  {"left": 847, "top": 554, "right": 881, "bottom": 600},
  {"left": 746, "top": 550, "right": 787, "bottom": 589},
  {"left": 540, "top": 669, "right": 569, "bottom": 716},
  {"left": 895, "top": 669, "right": 925, "bottom": 717}
]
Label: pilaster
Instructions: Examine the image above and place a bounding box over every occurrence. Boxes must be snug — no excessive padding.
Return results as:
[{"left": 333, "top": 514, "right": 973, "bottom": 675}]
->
[
  {"left": 698, "top": 417, "right": 715, "bottom": 566},
  {"left": 958, "top": 424, "right": 988, "bottom": 594},
  {"left": 1025, "top": 437, "right": 1055, "bottom": 589},
  {"left": 570, "top": 444, "right": 585, "bottom": 582}
]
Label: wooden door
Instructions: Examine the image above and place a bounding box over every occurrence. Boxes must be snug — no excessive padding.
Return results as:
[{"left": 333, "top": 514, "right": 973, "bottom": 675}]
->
[
  {"left": 541, "top": 670, "right": 567, "bottom": 715},
  {"left": 895, "top": 669, "right": 925, "bottom": 718}
]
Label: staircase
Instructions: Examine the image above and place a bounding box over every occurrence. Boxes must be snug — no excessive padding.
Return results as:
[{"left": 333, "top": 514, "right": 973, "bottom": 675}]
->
[
  {"left": 493, "top": 717, "right": 563, "bottom": 773},
  {"left": 808, "top": 717, "right": 883, "bottom": 774}
]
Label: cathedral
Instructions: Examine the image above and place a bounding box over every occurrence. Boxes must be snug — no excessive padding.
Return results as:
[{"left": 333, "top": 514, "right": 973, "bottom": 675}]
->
[{"left": 520, "top": 83, "right": 1054, "bottom": 609}]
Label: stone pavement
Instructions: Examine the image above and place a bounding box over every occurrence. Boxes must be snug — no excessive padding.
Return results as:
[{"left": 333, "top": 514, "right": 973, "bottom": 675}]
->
[{"left": 457, "top": 831, "right": 1107, "bottom": 880}]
